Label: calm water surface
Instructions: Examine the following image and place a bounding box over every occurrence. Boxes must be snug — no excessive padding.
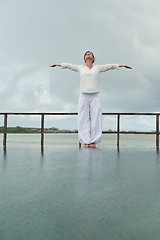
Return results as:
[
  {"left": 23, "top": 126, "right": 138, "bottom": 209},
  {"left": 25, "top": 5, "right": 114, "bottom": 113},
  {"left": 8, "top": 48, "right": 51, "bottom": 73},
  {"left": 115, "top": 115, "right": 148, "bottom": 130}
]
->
[{"left": 0, "top": 134, "right": 160, "bottom": 240}]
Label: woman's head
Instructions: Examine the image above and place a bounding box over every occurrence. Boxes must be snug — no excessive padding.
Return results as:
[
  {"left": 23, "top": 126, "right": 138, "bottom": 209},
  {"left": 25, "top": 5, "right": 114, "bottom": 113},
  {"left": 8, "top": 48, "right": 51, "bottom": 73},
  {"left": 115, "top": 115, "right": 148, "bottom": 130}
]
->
[{"left": 84, "top": 51, "right": 95, "bottom": 63}]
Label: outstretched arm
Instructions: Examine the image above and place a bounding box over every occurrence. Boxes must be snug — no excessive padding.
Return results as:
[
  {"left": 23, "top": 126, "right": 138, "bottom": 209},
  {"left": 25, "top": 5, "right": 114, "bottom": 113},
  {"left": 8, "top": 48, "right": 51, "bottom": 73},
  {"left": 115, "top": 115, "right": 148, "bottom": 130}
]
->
[
  {"left": 119, "top": 64, "right": 132, "bottom": 69},
  {"left": 98, "top": 64, "right": 132, "bottom": 72},
  {"left": 50, "top": 64, "right": 61, "bottom": 67},
  {"left": 50, "top": 63, "right": 80, "bottom": 72}
]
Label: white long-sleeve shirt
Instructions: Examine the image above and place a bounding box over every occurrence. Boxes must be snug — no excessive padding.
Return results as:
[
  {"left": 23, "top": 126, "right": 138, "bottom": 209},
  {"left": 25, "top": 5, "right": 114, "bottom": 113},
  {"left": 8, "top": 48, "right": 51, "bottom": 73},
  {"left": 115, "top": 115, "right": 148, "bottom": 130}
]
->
[{"left": 61, "top": 63, "right": 119, "bottom": 93}]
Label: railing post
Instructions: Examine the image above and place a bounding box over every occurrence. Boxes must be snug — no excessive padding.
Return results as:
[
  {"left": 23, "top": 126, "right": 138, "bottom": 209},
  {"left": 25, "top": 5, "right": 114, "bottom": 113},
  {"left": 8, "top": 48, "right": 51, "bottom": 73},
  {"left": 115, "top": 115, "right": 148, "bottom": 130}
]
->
[
  {"left": 3, "top": 114, "right": 8, "bottom": 146},
  {"left": 41, "top": 113, "right": 44, "bottom": 147},
  {"left": 117, "top": 114, "right": 120, "bottom": 148},
  {"left": 156, "top": 114, "right": 159, "bottom": 151}
]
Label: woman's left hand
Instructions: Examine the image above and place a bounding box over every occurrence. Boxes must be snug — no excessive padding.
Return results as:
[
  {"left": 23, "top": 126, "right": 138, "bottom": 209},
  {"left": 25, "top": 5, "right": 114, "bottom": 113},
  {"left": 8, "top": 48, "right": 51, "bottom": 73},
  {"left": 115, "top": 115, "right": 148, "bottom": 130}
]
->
[
  {"left": 119, "top": 64, "right": 132, "bottom": 69},
  {"left": 125, "top": 65, "right": 132, "bottom": 69}
]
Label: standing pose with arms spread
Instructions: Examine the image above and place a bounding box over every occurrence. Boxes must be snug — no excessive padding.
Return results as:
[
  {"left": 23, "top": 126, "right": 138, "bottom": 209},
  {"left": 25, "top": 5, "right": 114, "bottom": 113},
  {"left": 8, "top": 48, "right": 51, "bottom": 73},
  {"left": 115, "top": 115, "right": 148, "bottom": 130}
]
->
[{"left": 50, "top": 51, "right": 132, "bottom": 148}]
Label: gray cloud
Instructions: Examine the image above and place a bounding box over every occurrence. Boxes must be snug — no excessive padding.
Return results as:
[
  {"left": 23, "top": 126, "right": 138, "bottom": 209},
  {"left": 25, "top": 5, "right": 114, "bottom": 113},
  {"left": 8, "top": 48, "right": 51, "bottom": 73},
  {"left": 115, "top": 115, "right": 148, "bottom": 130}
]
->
[{"left": 0, "top": 0, "right": 160, "bottom": 129}]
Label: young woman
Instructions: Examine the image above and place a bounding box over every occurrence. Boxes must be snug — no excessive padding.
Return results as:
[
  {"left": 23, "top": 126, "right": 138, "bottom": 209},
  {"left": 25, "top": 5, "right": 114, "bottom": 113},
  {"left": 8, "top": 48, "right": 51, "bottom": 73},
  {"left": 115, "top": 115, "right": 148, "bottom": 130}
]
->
[{"left": 50, "top": 51, "right": 132, "bottom": 148}]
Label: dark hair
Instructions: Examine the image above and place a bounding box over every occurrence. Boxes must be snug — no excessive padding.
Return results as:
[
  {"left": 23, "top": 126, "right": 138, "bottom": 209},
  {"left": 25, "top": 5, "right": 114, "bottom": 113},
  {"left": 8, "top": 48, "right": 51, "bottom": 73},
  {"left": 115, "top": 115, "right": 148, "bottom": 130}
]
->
[{"left": 84, "top": 51, "right": 95, "bottom": 63}]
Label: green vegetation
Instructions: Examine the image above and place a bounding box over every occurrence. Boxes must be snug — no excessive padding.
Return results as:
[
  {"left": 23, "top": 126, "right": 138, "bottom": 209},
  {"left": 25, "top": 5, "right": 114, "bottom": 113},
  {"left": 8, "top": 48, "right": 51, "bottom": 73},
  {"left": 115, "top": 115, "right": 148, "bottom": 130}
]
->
[
  {"left": 0, "top": 126, "right": 77, "bottom": 133},
  {"left": 0, "top": 126, "right": 57, "bottom": 133}
]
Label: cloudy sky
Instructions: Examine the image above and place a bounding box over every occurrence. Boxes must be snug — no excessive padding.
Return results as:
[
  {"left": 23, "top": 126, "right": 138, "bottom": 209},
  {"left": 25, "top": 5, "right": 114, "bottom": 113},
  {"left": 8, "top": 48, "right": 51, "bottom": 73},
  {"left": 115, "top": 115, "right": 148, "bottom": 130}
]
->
[{"left": 0, "top": 0, "right": 160, "bottom": 130}]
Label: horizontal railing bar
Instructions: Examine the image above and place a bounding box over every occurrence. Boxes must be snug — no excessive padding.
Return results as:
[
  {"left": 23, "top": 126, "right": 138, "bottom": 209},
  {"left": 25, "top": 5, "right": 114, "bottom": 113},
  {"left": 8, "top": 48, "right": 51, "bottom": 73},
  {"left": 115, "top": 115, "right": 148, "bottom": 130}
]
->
[
  {"left": 102, "top": 113, "right": 160, "bottom": 116},
  {"left": 1, "top": 130, "right": 158, "bottom": 133},
  {"left": 103, "top": 132, "right": 159, "bottom": 134},
  {"left": 0, "top": 112, "right": 160, "bottom": 116},
  {"left": 0, "top": 112, "right": 78, "bottom": 115},
  {"left": 1, "top": 132, "right": 158, "bottom": 135}
]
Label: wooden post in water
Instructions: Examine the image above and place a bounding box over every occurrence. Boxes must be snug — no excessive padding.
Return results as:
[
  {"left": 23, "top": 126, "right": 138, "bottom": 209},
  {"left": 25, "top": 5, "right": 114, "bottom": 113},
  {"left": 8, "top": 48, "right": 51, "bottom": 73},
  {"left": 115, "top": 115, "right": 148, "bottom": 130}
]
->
[
  {"left": 117, "top": 114, "right": 120, "bottom": 148},
  {"left": 156, "top": 114, "right": 159, "bottom": 151},
  {"left": 3, "top": 113, "right": 8, "bottom": 146},
  {"left": 41, "top": 113, "right": 44, "bottom": 147}
]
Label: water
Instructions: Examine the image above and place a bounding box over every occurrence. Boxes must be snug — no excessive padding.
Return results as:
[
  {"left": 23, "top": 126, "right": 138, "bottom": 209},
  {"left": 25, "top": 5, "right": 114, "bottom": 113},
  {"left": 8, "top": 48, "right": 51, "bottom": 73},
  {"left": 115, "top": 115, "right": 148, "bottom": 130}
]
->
[
  {"left": 1, "top": 134, "right": 160, "bottom": 240},
  {"left": 0, "top": 133, "right": 158, "bottom": 147}
]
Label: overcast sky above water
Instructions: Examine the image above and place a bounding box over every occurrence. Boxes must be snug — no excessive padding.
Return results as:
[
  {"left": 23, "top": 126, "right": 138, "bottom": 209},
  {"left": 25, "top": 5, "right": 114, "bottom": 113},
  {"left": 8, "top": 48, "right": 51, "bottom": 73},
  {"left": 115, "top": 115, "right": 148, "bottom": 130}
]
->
[{"left": 0, "top": 0, "right": 160, "bottom": 130}]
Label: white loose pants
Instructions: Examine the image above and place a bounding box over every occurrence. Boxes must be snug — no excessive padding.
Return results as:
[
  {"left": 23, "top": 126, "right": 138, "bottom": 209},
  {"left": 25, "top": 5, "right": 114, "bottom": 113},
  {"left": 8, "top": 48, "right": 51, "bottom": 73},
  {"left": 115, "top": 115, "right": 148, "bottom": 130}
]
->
[{"left": 78, "top": 92, "right": 102, "bottom": 144}]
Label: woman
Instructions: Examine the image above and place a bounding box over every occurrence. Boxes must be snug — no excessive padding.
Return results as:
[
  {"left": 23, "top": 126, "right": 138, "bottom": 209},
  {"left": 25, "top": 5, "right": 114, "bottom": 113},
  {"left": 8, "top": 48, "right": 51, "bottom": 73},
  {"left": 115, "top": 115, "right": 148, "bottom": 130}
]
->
[{"left": 50, "top": 51, "right": 132, "bottom": 148}]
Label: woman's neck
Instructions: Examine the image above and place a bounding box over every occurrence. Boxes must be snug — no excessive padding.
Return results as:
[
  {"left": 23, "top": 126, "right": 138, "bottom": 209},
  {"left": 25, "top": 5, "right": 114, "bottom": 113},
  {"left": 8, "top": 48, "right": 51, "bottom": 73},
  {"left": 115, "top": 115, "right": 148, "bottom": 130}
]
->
[{"left": 85, "top": 60, "right": 93, "bottom": 69}]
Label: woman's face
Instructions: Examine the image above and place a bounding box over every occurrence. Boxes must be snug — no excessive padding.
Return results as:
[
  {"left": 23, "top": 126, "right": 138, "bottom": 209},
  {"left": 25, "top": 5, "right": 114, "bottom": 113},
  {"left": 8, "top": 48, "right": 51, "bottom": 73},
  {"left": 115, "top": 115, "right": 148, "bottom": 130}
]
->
[{"left": 84, "top": 51, "right": 94, "bottom": 63}]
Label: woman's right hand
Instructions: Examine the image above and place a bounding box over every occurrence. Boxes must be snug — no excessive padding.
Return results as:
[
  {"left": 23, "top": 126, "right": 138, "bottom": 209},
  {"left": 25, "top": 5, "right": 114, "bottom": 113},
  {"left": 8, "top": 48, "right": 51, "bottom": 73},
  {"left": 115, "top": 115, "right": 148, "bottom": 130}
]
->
[{"left": 50, "top": 64, "right": 61, "bottom": 67}]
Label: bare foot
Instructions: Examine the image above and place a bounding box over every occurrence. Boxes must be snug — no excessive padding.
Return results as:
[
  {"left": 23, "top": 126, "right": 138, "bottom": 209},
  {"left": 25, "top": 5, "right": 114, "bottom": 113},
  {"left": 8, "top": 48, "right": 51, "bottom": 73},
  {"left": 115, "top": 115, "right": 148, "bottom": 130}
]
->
[
  {"left": 90, "top": 143, "right": 96, "bottom": 148},
  {"left": 84, "top": 144, "right": 89, "bottom": 148}
]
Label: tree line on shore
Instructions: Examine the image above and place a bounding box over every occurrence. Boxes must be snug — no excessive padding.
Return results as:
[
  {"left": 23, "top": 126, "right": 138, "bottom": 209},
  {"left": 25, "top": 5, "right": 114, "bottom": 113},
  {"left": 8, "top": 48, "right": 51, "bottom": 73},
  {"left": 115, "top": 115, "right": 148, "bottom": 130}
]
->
[
  {"left": 0, "top": 126, "right": 78, "bottom": 133},
  {"left": 0, "top": 126, "right": 153, "bottom": 134}
]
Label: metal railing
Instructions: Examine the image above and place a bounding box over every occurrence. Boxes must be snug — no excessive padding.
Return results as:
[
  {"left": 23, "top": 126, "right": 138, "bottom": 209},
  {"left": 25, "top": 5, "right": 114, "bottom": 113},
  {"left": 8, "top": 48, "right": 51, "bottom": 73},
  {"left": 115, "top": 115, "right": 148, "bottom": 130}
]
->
[{"left": 0, "top": 112, "right": 159, "bottom": 150}]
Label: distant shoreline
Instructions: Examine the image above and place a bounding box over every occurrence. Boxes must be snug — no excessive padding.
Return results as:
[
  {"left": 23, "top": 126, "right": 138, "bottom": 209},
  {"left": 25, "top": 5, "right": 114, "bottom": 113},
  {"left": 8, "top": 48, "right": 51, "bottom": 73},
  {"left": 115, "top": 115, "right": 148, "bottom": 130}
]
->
[
  {"left": 0, "top": 125, "right": 156, "bottom": 134},
  {"left": 0, "top": 126, "right": 78, "bottom": 134}
]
